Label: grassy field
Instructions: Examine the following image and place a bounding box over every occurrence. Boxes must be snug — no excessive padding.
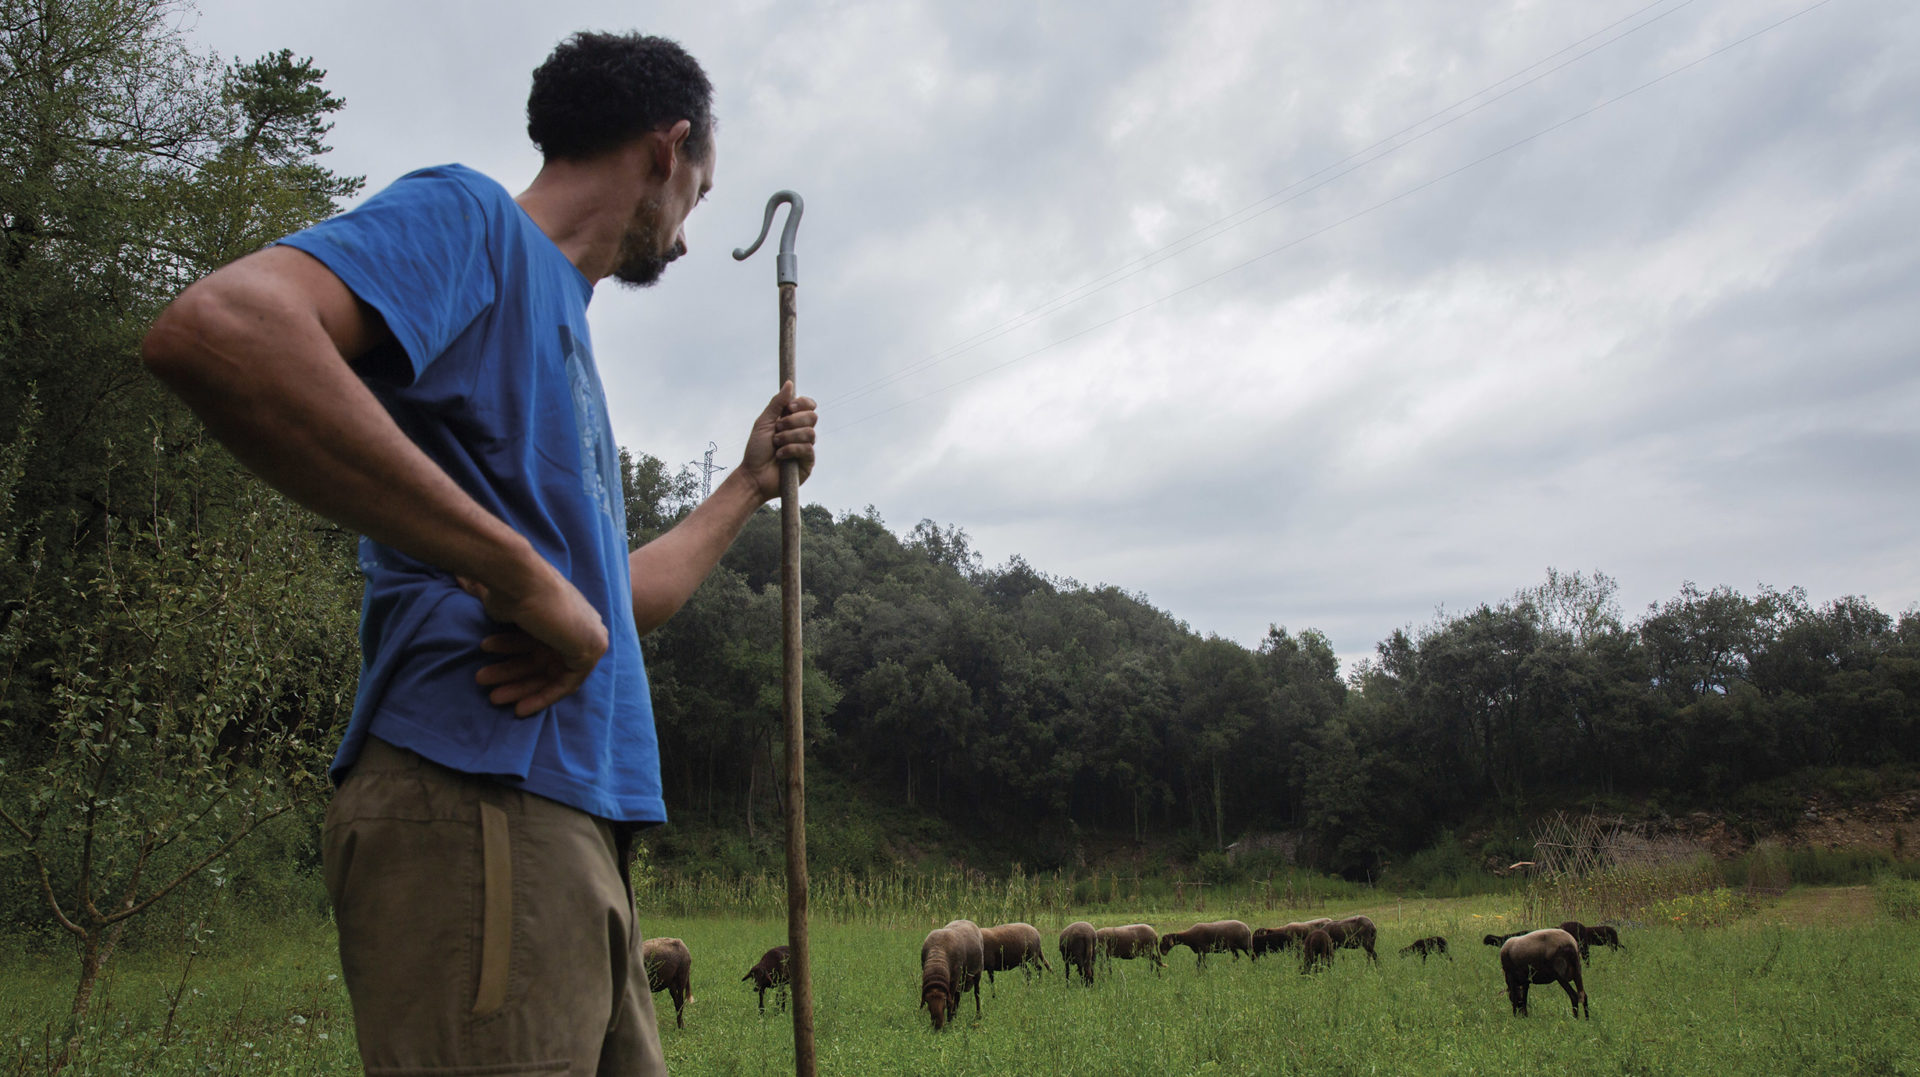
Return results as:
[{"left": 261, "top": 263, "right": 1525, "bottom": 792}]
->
[{"left": 3, "top": 890, "right": 1916, "bottom": 1075}]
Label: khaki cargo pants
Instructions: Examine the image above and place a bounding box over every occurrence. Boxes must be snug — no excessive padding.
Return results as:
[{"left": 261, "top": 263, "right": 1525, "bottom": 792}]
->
[{"left": 323, "top": 737, "right": 667, "bottom": 1075}]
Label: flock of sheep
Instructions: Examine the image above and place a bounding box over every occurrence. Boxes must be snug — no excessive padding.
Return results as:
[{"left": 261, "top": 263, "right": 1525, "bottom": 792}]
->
[{"left": 638, "top": 914, "right": 1624, "bottom": 1032}]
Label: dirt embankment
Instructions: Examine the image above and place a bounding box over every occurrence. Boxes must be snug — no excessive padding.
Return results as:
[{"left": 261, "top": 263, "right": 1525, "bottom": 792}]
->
[{"left": 1663, "top": 791, "right": 1918, "bottom": 859}]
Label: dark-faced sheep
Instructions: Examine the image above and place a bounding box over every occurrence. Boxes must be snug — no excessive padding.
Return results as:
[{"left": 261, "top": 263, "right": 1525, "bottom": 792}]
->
[
  {"left": 921, "top": 919, "right": 985, "bottom": 1031},
  {"left": 1159, "top": 920, "right": 1253, "bottom": 968},
  {"left": 1483, "top": 929, "right": 1536, "bottom": 947},
  {"left": 1499, "top": 928, "right": 1589, "bottom": 1019},
  {"left": 741, "top": 945, "right": 791, "bottom": 1013},
  {"left": 1583, "top": 924, "right": 1624, "bottom": 953},
  {"left": 1323, "top": 914, "right": 1378, "bottom": 963},
  {"left": 980, "top": 922, "right": 1053, "bottom": 988},
  {"left": 1398, "top": 935, "right": 1450, "bottom": 962},
  {"left": 641, "top": 937, "right": 692, "bottom": 1029},
  {"left": 1558, "top": 920, "right": 1625, "bottom": 960},
  {"left": 1059, "top": 921, "right": 1097, "bottom": 985},
  {"left": 1301, "top": 928, "right": 1335, "bottom": 974},
  {"left": 1094, "top": 923, "right": 1165, "bottom": 973}
]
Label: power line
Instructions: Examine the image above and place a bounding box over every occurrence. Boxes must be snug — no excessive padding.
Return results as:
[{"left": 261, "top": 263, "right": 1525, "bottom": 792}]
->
[
  {"left": 834, "top": 0, "right": 1841, "bottom": 437},
  {"left": 827, "top": 0, "right": 1700, "bottom": 410}
]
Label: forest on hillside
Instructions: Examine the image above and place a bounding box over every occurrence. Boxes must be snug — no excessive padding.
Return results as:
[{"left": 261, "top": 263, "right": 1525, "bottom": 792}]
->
[
  {"left": 628, "top": 454, "right": 1920, "bottom": 877},
  {"left": 4, "top": 1, "right": 1918, "bottom": 971}
]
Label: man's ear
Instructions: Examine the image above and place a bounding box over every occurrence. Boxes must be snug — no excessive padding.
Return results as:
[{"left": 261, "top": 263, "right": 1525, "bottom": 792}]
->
[{"left": 650, "top": 119, "right": 693, "bottom": 179}]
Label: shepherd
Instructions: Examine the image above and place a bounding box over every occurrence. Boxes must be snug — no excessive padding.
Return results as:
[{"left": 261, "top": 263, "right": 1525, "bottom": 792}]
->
[{"left": 141, "top": 32, "right": 818, "bottom": 1076}]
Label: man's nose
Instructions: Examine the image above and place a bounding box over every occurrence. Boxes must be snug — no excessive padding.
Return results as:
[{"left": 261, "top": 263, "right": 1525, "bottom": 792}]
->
[{"left": 669, "top": 232, "right": 688, "bottom": 261}]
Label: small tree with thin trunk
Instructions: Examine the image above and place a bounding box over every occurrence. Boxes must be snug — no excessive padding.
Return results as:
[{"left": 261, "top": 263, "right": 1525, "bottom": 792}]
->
[{"left": 0, "top": 428, "right": 356, "bottom": 1048}]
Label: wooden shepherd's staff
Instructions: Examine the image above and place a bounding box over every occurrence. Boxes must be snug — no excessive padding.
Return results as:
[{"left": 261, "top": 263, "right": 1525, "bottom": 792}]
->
[{"left": 732, "top": 192, "right": 814, "bottom": 1077}]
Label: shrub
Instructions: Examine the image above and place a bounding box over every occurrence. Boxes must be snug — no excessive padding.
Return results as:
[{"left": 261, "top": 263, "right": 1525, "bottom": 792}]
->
[{"left": 1874, "top": 873, "right": 1920, "bottom": 922}]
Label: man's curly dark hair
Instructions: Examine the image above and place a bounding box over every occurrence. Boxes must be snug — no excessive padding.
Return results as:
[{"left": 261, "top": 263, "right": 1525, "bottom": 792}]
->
[{"left": 527, "top": 32, "right": 715, "bottom": 163}]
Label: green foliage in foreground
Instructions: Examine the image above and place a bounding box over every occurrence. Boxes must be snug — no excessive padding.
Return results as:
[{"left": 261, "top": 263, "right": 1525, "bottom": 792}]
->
[
  {"left": 1877, "top": 873, "right": 1920, "bottom": 922},
  {"left": 3, "top": 896, "right": 1917, "bottom": 1075}
]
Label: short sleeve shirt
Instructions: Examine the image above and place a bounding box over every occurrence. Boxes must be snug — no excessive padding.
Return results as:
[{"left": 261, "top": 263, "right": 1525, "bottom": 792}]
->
[{"left": 279, "top": 164, "right": 664, "bottom": 824}]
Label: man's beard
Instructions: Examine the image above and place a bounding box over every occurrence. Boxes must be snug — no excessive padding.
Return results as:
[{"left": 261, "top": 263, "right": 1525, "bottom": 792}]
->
[{"left": 612, "top": 201, "right": 685, "bottom": 288}]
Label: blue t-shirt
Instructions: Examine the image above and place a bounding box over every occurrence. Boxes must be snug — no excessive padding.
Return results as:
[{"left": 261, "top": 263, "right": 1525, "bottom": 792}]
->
[{"left": 280, "top": 164, "right": 664, "bottom": 824}]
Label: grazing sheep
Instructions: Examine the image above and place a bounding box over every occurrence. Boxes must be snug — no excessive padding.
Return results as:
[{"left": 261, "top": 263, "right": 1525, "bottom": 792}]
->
[
  {"left": 1583, "top": 924, "right": 1624, "bottom": 953},
  {"left": 921, "top": 920, "right": 985, "bottom": 1031},
  {"left": 1301, "top": 928, "right": 1335, "bottom": 974},
  {"left": 641, "top": 937, "right": 692, "bottom": 1029},
  {"left": 1557, "top": 920, "right": 1625, "bottom": 960},
  {"left": 980, "top": 922, "right": 1053, "bottom": 987},
  {"left": 1398, "top": 935, "right": 1450, "bottom": 962},
  {"left": 1059, "top": 921, "right": 1097, "bottom": 985},
  {"left": 1094, "top": 923, "right": 1165, "bottom": 973},
  {"left": 1499, "top": 928, "right": 1589, "bottom": 1019},
  {"left": 1250, "top": 927, "right": 1289, "bottom": 959},
  {"left": 1159, "top": 920, "right": 1253, "bottom": 968},
  {"left": 741, "top": 944, "right": 791, "bottom": 1014},
  {"left": 1249, "top": 920, "right": 1327, "bottom": 960},
  {"left": 1482, "top": 929, "right": 1536, "bottom": 948},
  {"left": 1323, "top": 914, "right": 1378, "bottom": 963}
]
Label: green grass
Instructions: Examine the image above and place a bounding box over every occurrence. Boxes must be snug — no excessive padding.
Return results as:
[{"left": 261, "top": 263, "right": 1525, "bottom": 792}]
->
[{"left": 3, "top": 894, "right": 1917, "bottom": 1075}]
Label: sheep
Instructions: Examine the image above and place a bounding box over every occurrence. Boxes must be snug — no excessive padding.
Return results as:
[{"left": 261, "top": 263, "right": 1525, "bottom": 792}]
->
[
  {"left": 641, "top": 937, "right": 692, "bottom": 1029},
  {"left": 1499, "top": 928, "right": 1589, "bottom": 1019},
  {"left": 1398, "top": 935, "right": 1450, "bottom": 962},
  {"left": 1094, "top": 923, "right": 1165, "bottom": 973},
  {"left": 1249, "top": 919, "right": 1329, "bottom": 960},
  {"left": 1059, "top": 921, "right": 1097, "bottom": 985},
  {"left": 920, "top": 919, "right": 985, "bottom": 1031},
  {"left": 980, "top": 922, "right": 1053, "bottom": 988},
  {"left": 1482, "top": 929, "right": 1536, "bottom": 947},
  {"left": 1583, "top": 924, "right": 1625, "bottom": 953},
  {"left": 1301, "top": 928, "right": 1336, "bottom": 974},
  {"left": 1557, "top": 920, "right": 1625, "bottom": 960},
  {"left": 741, "top": 944, "right": 791, "bottom": 1014},
  {"left": 1250, "top": 927, "right": 1291, "bottom": 958},
  {"left": 1323, "top": 914, "right": 1378, "bottom": 963},
  {"left": 1159, "top": 920, "right": 1253, "bottom": 968}
]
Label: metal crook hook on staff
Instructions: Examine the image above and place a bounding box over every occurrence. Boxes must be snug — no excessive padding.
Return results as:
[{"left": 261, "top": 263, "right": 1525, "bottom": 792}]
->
[{"left": 732, "top": 190, "right": 815, "bottom": 1077}]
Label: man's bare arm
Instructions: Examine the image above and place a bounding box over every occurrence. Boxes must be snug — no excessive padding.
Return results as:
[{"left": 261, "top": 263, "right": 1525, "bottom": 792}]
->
[
  {"left": 141, "top": 245, "right": 608, "bottom": 714},
  {"left": 630, "top": 383, "right": 818, "bottom": 635}
]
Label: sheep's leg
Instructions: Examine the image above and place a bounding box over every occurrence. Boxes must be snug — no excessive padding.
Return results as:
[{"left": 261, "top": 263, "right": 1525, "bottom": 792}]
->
[{"left": 1557, "top": 975, "right": 1584, "bottom": 1018}]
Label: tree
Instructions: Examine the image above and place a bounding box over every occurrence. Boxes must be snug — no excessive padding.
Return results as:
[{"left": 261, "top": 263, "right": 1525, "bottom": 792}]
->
[{"left": 0, "top": 0, "right": 363, "bottom": 1040}]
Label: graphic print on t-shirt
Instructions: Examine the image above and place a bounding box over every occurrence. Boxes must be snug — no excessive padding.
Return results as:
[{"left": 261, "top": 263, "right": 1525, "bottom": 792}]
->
[{"left": 559, "top": 324, "right": 623, "bottom": 532}]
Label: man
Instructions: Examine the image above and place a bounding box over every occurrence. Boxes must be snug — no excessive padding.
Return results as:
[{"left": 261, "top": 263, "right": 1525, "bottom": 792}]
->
[{"left": 141, "top": 32, "right": 811, "bottom": 1075}]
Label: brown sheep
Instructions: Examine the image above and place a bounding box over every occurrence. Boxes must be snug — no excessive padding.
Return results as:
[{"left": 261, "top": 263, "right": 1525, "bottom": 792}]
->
[
  {"left": 1159, "top": 920, "right": 1253, "bottom": 968},
  {"left": 980, "top": 922, "right": 1053, "bottom": 987},
  {"left": 1398, "top": 935, "right": 1450, "bottom": 962},
  {"left": 1250, "top": 927, "right": 1289, "bottom": 958},
  {"left": 1500, "top": 928, "right": 1589, "bottom": 1019},
  {"left": 921, "top": 919, "right": 985, "bottom": 1031},
  {"left": 641, "top": 937, "right": 692, "bottom": 1029},
  {"left": 1482, "top": 929, "right": 1536, "bottom": 947},
  {"left": 1059, "top": 921, "right": 1097, "bottom": 985},
  {"left": 741, "top": 944, "right": 791, "bottom": 1013},
  {"left": 1094, "top": 923, "right": 1165, "bottom": 973},
  {"left": 1323, "top": 914, "right": 1378, "bottom": 963},
  {"left": 1301, "top": 928, "right": 1335, "bottom": 974},
  {"left": 1249, "top": 919, "right": 1328, "bottom": 960}
]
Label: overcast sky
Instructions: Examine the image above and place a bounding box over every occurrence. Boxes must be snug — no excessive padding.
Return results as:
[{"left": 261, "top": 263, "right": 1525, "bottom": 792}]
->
[{"left": 185, "top": 0, "right": 1918, "bottom": 667}]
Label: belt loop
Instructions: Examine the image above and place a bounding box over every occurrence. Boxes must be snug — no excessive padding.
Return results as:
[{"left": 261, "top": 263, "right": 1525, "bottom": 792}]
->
[{"left": 473, "top": 801, "right": 513, "bottom": 1016}]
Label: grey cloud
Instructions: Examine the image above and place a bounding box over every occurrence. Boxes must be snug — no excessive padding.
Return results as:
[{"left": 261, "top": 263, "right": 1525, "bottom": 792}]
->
[{"left": 183, "top": 0, "right": 1918, "bottom": 662}]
